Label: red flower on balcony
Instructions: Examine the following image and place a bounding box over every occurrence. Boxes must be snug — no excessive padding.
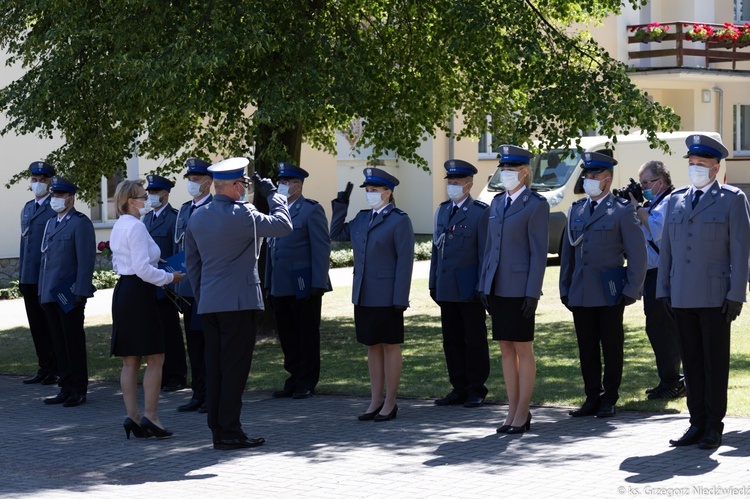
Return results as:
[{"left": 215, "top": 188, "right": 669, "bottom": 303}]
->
[
  {"left": 685, "top": 23, "right": 715, "bottom": 42},
  {"left": 713, "top": 22, "right": 741, "bottom": 44},
  {"left": 633, "top": 22, "right": 670, "bottom": 42}
]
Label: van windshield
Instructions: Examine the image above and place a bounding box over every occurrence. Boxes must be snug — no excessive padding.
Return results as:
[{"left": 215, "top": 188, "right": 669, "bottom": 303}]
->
[{"left": 487, "top": 149, "right": 582, "bottom": 192}]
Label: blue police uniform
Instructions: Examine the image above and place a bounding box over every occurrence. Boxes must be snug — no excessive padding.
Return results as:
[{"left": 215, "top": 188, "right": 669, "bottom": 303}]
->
[
  {"left": 265, "top": 162, "right": 332, "bottom": 398},
  {"left": 429, "top": 159, "right": 490, "bottom": 406},
  {"left": 38, "top": 176, "right": 96, "bottom": 406},
  {"left": 19, "top": 161, "right": 58, "bottom": 383},
  {"left": 656, "top": 134, "right": 750, "bottom": 448},
  {"left": 330, "top": 168, "right": 414, "bottom": 345},
  {"left": 174, "top": 158, "right": 212, "bottom": 411},
  {"left": 143, "top": 174, "right": 187, "bottom": 391},
  {"left": 185, "top": 158, "right": 292, "bottom": 447},
  {"left": 559, "top": 152, "right": 647, "bottom": 417}
]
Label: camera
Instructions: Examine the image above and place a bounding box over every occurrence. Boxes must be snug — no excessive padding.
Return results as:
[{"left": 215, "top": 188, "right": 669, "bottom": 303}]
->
[{"left": 613, "top": 178, "right": 643, "bottom": 203}]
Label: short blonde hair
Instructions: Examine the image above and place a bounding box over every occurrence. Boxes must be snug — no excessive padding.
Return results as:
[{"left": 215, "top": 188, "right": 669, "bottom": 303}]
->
[
  {"left": 114, "top": 179, "right": 145, "bottom": 217},
  {"left": 522, "top": 165, "right": 532, "bottom": 188}
]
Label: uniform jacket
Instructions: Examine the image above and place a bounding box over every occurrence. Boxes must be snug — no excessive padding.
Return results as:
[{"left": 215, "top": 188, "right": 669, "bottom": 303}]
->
[
  {"left": 38, "top": 208, "right": 96, "bottom": 303},
  {"left": 478, "top": 189, "right": 549, "bottom": 299},
  {"left": 265, "top": 196, "right": 332, "bottom": 297},
  {"left": 184, "top": 193, "right": 292, "bottom": 314},
  {"left": 330, "top": 200, "right": 414, "bottom": 308},
  {"left": 429, "top": 195, "right": 488, "bottom": 302},
  {"left": 19, "top": 196, "right": 56, "bottom": 285},
  {"left": 174, "top": 195, "right": 212, "bottom": 298},
  {"left": 559, "top": 193, "right": 647, "bottom": 307},
  {"left": 656, "top": 181, "right": 750, "bottom": 308},
  {"left": 143, "top": 203, "right": 178, "bottom": 259}
]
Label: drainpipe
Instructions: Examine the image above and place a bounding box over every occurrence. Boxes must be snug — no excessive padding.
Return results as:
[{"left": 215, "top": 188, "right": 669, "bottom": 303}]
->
[
  {"left": 712, "top": 86, "right": 723, "bottom": 136},
  {"left": 448, "top": 116, "right": 455, "bottom": 160}
]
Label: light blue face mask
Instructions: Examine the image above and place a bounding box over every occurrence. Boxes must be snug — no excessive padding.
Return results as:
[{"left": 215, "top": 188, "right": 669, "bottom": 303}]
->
[{"left": 643, "top": 189, "right": 654, "bottom": 201}]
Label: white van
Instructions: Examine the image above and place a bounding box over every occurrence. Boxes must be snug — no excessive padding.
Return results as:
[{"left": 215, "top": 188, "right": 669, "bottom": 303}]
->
[{"left": 477, "top": 131, "right": 724, "bottom": 255}]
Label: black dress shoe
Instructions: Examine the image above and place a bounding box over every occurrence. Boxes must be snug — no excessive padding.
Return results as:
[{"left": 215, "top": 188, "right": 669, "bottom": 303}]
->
[
  {"left": 463, "top": 396, "right": 485, "bottom": 408},
  {"left": 373, "top": 405, "right": 398, "bottom": 422},
  {"left": 62, "top": 393, "right": 86, "bottom": 407},
  {"left": 357, "top": 403, "right": 384, "bottom": 421},
  {"left": 177, "top": 398, "right": 203, "bottom": 412},
  {"left": 669, "top": 425, "right": 704, "bottom": 447},
  {"left": 292, "top": 389, "right": 313, "bottom": 399},
  {"left": 569, "top": 401, "right": 599, "bottom": 417},
  {"left": 198, "top": 402, "right": 208, "bottom": 413},
  {"left": 272, "top": 388, "right": 295, "bottom": 398},
  {"left": 44, "top": 391, "right": 71, "bottom": 405},
  {"left": 506, "top": 412, "right": 532, "bottom": 434},
  {"left": 496, "top": 425, "right": 511, "bottom": 434},
  {"left": 23, "top": 374, "right": 45, "bottom": 384},
  {"left": 162, "top": 379, "right": 187, "bottom": 392},
  {"left": 698, "top": 429, "right": 722, "bottom": 450},
  {"left": 214, "top": 437, "right": 265, "bottom": 450},
  {"left": 434, "top": 392, "right": 466, "bottom": 406},
  {"left": 596, "top": 403, "right": 616, "bottom": 418},
  {"left": 41, "top": 374, "right": 60, "bottom": 385}
]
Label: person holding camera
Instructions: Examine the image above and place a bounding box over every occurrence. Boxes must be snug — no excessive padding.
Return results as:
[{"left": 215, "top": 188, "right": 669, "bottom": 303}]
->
[
  {"left": 559, "top": 152, "right": 647, "bottom": 419},
  {"left": 626, "top": 161, "right": 684, "bottom": 401}
]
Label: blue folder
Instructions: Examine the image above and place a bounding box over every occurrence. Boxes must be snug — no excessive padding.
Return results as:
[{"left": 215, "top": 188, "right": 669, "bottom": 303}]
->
[
  {"left": 51, "top": 273, "right": 77, "bottom": 313},
  {"left": 601, "top": 267, "right": 628, "bottom": 306}
]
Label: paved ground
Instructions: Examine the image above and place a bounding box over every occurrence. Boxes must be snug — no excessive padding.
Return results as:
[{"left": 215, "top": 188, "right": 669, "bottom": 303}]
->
[{"left": 2, "top": 261, "right": 750, "bottom": 498}]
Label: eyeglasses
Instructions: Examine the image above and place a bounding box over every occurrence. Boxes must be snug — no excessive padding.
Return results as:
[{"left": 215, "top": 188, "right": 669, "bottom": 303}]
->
[
  {"left": 236, "top": 180, "right": 249, "bottom": 187},
  {"left": 639, "top": 178, "right": 659, "bottom": 187},
  {"left": 132, "top": 195, "right": 148, "bottom": 200}
]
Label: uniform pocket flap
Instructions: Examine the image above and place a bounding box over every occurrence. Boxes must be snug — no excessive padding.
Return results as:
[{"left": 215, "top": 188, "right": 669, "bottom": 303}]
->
[
  {"left": 700, "top": 212, "right": 727, "bottom": 223},
  {"left": 707, "top": 264, "right": 731, "bottom": 277}
]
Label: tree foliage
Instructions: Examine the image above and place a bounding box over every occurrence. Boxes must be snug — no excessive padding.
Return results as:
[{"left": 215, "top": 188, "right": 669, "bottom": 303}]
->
[{"left": 0, "top": 0, "right": 677, "bottom": 203}]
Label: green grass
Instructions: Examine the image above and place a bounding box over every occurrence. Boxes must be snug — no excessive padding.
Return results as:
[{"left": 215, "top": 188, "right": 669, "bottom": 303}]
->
[{"left": 3, "top": 263, "right": 750, "bottom": 416}]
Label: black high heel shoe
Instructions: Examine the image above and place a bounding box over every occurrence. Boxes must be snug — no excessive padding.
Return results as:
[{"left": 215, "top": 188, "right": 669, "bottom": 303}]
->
[
  {"left": 141, "top": 416, "right": 173, "bottom": 438},
  {"left": 373, "top": 404, "right": 398, "bottom": 422},
  {"left": 358, "top": 403, "right": 384, "bottom": 421},
  {"left": 123, "top": 417, "right": 146, "bottom": 439},
  {"left": 506, "top": 411, "right": 532, "bottom": 434},
  {"left": 496, "top": 424, "right": 512, "bottom": 434}
]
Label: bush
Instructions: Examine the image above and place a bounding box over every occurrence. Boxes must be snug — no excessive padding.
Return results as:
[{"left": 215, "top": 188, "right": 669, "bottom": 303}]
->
[
  {"left": 92, "top": 270, "right": 119, "bottom": 290},
  {"left": 0, "top": 280, "right": 21, "bottom": 300}
]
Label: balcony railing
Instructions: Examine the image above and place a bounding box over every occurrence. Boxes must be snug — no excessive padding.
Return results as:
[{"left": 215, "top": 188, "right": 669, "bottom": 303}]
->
[{"left": 627, "top": 21, "right": 750, "bottom": 70}]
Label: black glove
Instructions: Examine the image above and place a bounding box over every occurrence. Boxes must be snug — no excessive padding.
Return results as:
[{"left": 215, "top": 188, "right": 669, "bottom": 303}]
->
[
  {"left": 394, "top": 305, "right": 407, "bottom": 312},
  {"left": 75, "top": 295, "right": 87, "bottom": 308},
  {"left": 520, "top": 297, "right": 538, "bottom": 319},
  {"left": 308, "top": 287, "right": 326, "bottom": 299},
  {"left": 264, "top": 289, "right": 271, "bottom": 301},
  {"left": 252, "top": 172, "right": 277, "bottom": 198},
  {"left": 722, "top": 299, "right": 743, "bottom": 323},
  {"left": 561, "top": 295, "right": 572, "bottom": 311},
  {"left": 429, "top": 289, "right": 437, "bottom": 302},
  {"left": 659, "top": 296, "right": 673, "bottom": 314},
  {"left": 616, "top": 295, "right": 637, "bottom": 307},
  {"left": 334, "top": 181, "right": 354, "bottom": 204},
  {"left": 480, "top": 293, "right": 490, "bottom": 313},
  {"left": 470, "top": 291, "right": 482, "bottom": 303}
]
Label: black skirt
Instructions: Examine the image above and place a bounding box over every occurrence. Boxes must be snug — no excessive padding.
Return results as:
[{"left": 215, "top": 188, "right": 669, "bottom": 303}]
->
[
  {"left": 489, "top": 295, "right": 534, "bottom": 342},
  {"left": 354, "top": 305, "right": 404, "bottom": 346},
  {"left": 110, "top": 275, "right": 165, "bottom": 357}
]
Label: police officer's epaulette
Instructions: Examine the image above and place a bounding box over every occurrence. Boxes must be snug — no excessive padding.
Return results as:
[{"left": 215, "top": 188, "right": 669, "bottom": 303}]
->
[
  {"left": 74, "top": 211, "right": 87, "bottom": 218},
  {"left": 181, "top": 199, "right": 193, "bottom": 207},
  {"left": 720, "top": 183, "right": 742, "bottom": 195},
  {"left": 616, "top": 197, "right": 630, "bottom": 205},
  {"left": 672, "top": 186, "right": 689, "bottom": 194},
  {"left": 472, "top": 199, "right": 488, "bottom": 208},
  {"left": 493, "top": 192, "right": 504, "bottom": 198},
  {"left": 304, "top": 198, "right": 319, "bottom": 205},
  {"left": 439, "top": 199, "right": 451, "bottom": 207},
  {"left": 358, "top": 209, "right": 370, "bottom": 214},
  {"left": 529, "top": 192, "right": 546, "bottom": 202},
  {"left": 572, "top": 198, "right": 586, "bottom": 205},
  {"left": 390, "top": 208, "right": 407, "bottom": 216}
]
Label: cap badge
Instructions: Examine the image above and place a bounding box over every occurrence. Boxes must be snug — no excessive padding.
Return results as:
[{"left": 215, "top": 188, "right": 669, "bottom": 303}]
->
[
  {"left": 502, "top": 146, "right": 509, "bottom": 154},
  {"left": 584, "top": 153, "right": 591, "bottom": 161},
  {"left": 366, "top": 168, "right": 372, "bottom": 176},
  {"left": 693, "top": 135, "right": 701, "bottom": 145}
]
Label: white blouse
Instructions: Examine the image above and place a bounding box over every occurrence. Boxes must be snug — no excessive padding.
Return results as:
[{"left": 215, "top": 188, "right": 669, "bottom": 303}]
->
[{"left": 110, "top": 214, "right": 174, "bottom": 287}]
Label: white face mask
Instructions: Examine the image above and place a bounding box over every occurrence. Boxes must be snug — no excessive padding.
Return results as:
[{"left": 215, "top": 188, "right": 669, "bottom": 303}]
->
[
  {"left": 50, "top": 197, "right": 67, "bottom": 213},
  {"left": 187, "top": 180, "right": 205, "bottom": 198},
  {"left": 446, "top": 184, "right": 465, "bottom": 201},
  {"left": 501, "top": 170, "right": 521, "bottom": 191},
  {"left": 277, "top": 183, "right": 290, "bottom": 198},
  {"left": 583, "top": 178, "right": 603, "bottom": 197},
  {"left": 366, "top": 191, "right": 384, "bottom": 209},
  {"left": 688, "top": 164, "right": 712, "bottom": 188},
  {"left": 30, "top": 181, "right": 49, "bottom": 197},
  {"left": 147, "top": 194, "right": 162, "bottom": 209}
]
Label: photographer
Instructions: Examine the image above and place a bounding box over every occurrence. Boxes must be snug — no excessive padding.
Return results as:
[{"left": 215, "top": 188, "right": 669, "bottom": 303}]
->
[{"left": 628, "top": 161, "right": 684, "bottom": 400}]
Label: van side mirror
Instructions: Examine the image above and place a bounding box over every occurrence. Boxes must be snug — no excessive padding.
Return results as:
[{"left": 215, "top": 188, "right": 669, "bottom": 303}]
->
[
  {"left": 488, "top": 175, "right": 492, "bottom": 182},
  {"left": 573, "top": 175, "right": 585, "bottom": 194}
]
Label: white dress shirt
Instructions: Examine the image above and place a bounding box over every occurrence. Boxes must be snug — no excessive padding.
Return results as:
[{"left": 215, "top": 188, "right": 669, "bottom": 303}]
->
[{"left": 110, "top": 214, "right": 173, "bottom": 286}]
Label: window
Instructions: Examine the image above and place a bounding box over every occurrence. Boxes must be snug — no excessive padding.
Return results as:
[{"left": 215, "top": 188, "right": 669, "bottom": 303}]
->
[
  {"left": 90, "top": 171, "right": 124, "bottom": 225},
  {"left": 733, "top": 104, "right": 750, "bottom": 156},
  {"left": 737, "top": 0, "right": 750, "bottom": 22},
  {"left": 478, "top": 115, "right": 496, "bottom": 159}
]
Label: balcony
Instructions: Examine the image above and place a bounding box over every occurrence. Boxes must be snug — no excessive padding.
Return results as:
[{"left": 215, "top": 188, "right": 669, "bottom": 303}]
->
[{"left": 627, "top": 21, "right": 750, "bottom": 71}]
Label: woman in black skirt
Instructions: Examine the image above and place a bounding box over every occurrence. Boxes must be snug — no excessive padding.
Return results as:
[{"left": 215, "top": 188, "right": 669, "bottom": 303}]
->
[
  {"left": 110, "top": 180, "right": 185, "bottom": 438},
  {"left": 330, "top": 168, "right": 414, "bottom": 421},
  {"left": 478, "top": 145, "right": 549, "bottom": 435}
]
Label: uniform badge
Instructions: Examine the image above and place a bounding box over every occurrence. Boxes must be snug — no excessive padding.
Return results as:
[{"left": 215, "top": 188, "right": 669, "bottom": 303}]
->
[
  {"left": 584, "top": 153, "right": 591, "bottom": 161},
  {"left": 606, "top": 201, "right": 612, "bottom": 207},
  {"left": 522, "top": 195, "right": 529, "bottom": 202},
  {"left": 711, "top": 189, "right": 718, "bottom": 195},
  {"left": 503, "top": 146, "right": 509, "bottom": 154},
  {"left": 693, "top": 135, "right": 701, "bottom": 145},
  {"left": 366, "top": 168, "right": 372, "bottom": 176}
]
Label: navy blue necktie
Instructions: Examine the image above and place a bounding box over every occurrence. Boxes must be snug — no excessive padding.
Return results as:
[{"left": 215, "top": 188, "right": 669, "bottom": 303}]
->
[
  {"left": 189, "top": 203, "right": 196, "bottom": 217},
  {"left": 692, "top": 190, "right": 703, "bottom": 210},
  {"left": 450, "top": 204, "right": 459, "bottom": 219},
  {"left": 589, "top": 201, "right": 597, "bottom": 215},
  {"left": 504, "top": 197, "right": 512, "bottom": 214}
]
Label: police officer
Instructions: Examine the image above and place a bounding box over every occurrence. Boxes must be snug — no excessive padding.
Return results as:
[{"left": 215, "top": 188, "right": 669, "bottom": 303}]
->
[
  {"left": 38, "top": 176, "right": 96, "bottom": 407},
  {"left": 559, "top": 152, "right": 647, "bottom": 418},
  {"left": 657, "top": 134, "right": 750, "bottom": 450},
  {"left": 19, "top": 161, "right": 59, "bottom": 385},
  {"left": 479, "top": 145, "right": 549, "bottom": 434},
  {"left": 429, "top": 159, "right": 490, "bottom": 408},
  {"left": 265, "top": 163, "right": 331, "bottom": 400},
  {"left": 628, "top": 161, "right": 684, "bottom": 400},
  {"left": 174, "top": 158, "right": 213, "bottom": 413},
  {"left": 144, "top": 174, "right": 188, "bottom": 392},
  {"left": 185, "top": 158, "right": 292, "bottom": 450}
]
